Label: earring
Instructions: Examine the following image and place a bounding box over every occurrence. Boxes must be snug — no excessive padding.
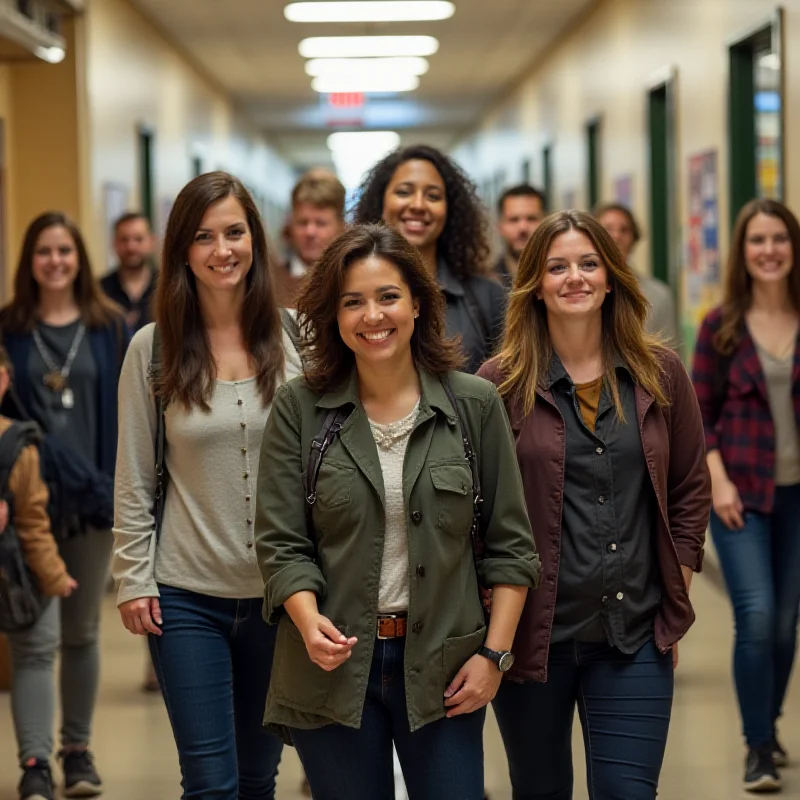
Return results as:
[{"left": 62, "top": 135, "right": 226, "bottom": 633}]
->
[{"left": 414, "top": 312, "right": 419, "bottom": 319}]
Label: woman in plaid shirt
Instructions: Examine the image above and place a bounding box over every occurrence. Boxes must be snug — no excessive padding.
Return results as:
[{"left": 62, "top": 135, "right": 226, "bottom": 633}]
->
[{"left": 692, "top": 198, "right": 800, "bottom": 794}]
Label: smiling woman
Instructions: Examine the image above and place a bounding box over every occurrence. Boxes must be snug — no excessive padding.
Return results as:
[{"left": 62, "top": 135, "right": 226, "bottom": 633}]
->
[{"left": 255, "top": 222, "right": 539, "bottom": 799}]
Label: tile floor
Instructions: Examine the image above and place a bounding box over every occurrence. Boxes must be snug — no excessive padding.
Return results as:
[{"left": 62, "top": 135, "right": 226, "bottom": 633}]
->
[{"left": 2, "top": 573, "right": 800, "bottom": 798}]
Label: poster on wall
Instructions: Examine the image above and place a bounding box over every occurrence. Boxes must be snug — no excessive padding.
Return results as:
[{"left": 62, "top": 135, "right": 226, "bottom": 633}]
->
[
  {"left": 685, "top": 150, "right": 721, "bottom": 332},
  {"left": 613, "top": 175, "right": 633, "bottom": 209},
  {"left": 102, "top": 182, "right": 130, "bottom": 269}
]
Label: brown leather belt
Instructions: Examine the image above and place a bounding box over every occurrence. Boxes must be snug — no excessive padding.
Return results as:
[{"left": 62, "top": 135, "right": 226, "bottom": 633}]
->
[{"left": 377, "top": 613, "right": 407, "bottom": 639}]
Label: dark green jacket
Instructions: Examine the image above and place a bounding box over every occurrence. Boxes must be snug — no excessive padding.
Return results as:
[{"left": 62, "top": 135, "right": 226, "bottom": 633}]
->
[{"left": 255, "top": 368, "right": 539, "bottom": 732}]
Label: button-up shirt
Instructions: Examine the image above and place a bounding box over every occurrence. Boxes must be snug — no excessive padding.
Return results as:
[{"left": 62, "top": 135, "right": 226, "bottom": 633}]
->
[{"left": 549, "top": 355, "right": 661, "bottom": 654}]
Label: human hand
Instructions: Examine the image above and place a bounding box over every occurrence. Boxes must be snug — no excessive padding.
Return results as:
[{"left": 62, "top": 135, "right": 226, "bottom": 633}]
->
[
  {"left": 443, "top": 654, "right": 502, "bottom": 717},
  {"left": 712, "top": 478, "right": 744, "bottom": 530},
  {"left": 58, "top": 576, "right": 79, "bottom": 597},
  {"left": 301, "top": 614, "right": 357, "bottom": 672},
  {"left": 119, "top": 596, "right": 162, "bottom": 636}
]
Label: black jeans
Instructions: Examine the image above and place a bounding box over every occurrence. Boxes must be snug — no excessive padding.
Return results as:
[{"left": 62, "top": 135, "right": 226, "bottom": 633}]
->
[
  {"left": 149, "top": 585, "right": 283, "bottom": 799},
  {"left": 290, "top": 637, "right": 486, "bottom": 799},
  {"left": 493, "top": 639, "right": 674, "bottom": 800}
]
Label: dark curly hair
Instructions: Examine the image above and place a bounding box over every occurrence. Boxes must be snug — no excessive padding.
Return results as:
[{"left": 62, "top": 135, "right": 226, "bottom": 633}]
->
[
  {"left": 353, "top": 144, "right": 491, "bottom": 279},
  {"left": 296, "top": 223, "right": 464, "bottom": 394}
]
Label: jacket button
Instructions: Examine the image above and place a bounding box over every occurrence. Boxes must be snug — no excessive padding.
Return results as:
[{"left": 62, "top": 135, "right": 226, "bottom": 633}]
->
[
  {"left": 412, "top": 621, "right": 423, "bottom": 633},
  {"left": 595, "top": 446, "right": 604, "bottom": 455},
  {"left": 416, "top": 565, "right": 426, "bottom": 577},
  {"left": 246, "top": 541, "right": 253, "bottom": 549},
  {"left": 240, "top": 421, "right": 247, "bottom": 429},
  {"left": 598, "top": 496, "right": 605, "bottom": 505},
  {"left": 411, "top": 511, "right": 422, "bottom": 524},
  {"left": 602, "top": 595, "right": 608, "bottom": 604},
  {"left": 247, "top": 518, "right": 253, "bottom": 525},
  {"left": 608, "top": 543, "right": 617, "bottom": 552},
  {"left": 616, "top": 592, "right": 624, "bottom": 601}
]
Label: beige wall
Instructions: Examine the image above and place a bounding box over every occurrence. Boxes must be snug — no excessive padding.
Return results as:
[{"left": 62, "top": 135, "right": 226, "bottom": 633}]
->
[
  {"left": 83, "top": 0, "right": 295, "bottom": 271},
  {"left": 453, "top": 0, "right": 796, "bottom": 342}
]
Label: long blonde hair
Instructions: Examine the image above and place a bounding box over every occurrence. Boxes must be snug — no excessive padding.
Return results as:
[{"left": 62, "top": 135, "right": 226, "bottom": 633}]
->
[{"left": 497, "top": 210, "right": 669, "bottom": 418}]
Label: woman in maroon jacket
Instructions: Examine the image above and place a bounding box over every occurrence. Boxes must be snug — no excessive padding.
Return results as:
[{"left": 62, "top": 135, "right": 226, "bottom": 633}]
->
[{"left": 478, "top": 210, "right": 710, "bottom": 800}]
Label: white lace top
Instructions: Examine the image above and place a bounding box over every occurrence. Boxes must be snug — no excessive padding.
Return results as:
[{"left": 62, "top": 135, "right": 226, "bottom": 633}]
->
[{"left": 369, "top": 400, "right": 420, "bottom": 613}]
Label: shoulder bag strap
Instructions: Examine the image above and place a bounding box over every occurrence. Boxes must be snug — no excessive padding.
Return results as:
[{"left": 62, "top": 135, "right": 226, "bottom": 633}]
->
[{"left": 149, "top": 326, "right": 167, "bottom": 540}]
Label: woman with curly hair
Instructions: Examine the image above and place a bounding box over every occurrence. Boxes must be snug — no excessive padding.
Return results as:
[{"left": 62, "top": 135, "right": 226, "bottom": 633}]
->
[
  {"left": 255, "top": 223, "right": 538, "bottom": 799},
  {"left": 354, "top": 144, "right": 506, "bottom": 372}
]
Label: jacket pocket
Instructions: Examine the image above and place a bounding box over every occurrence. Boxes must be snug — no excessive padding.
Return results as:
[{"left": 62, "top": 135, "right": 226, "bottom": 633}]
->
[
  {"left": 315, "top": 461, "right": 355, "bottom": 509},
  {"left": 430, "top": 462, "right": 473, "bottom": 535},
  {"left": 442, "top": 625, "right": 487, "bottom": 688},
  {"left": 272, "top": 618, "right": 346, "bottom": 710}
]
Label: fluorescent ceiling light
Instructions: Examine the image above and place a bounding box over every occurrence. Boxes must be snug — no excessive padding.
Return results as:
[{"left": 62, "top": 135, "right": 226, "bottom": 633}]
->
[
  {"left": 328, "top": 131, "right": 401, "bottom": 152},
  {"left": 285, "top": 1, "right": 455, "bottom": 23},
  {"left": 35, "top": 45, "right": 66, "bottom": 64},
  {"left": 312, "top": 74, "right": 420, "bottom": 93},
  {"left": 299, "top": 36, "right": 439, "bottom": 59},
  {"left": 306, "top": 57, "right": 429, "bottom": 78}
]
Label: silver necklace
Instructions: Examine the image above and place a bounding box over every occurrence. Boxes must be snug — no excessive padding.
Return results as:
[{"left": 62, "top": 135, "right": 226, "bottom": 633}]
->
[{"left": 32, "top": 322, "right": 86, "bottom": 409}]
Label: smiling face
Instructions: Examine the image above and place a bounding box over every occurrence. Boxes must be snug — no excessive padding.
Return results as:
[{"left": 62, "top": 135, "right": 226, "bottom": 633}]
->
[
  {"left": 744, "top": 212, "right": 793, "bottom": 287},
  {"left": 337, "top": 254, "right": 419, "bottom": 368},
  {"left": 537, "top": 228, "right": 610, "bottom": 321},
  {"left": 186, "top": 194, "right": 253, "bottom": 299},
  {"left": 31, "top": 225, "right": 80, "bottom": 296},
  {"left": 381, "top": 159, "right": 447, "bottom": 253},
  {"left": 598, "top": 208, "right": 636, "bottom": 260}
]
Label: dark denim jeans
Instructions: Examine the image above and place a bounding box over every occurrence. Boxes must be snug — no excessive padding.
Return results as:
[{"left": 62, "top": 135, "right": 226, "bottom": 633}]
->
[
  {"left": 493, "top": 639, "right": 674, "bottom": 800},
  {"left": 290, "top": 637, "right": 486, "bottom": 800},
  {"left": 710, "top": 483, "right": 800, "bottom": 748},
  {"left": 148, "top": 584, "right": 283, "bottom": 799}
]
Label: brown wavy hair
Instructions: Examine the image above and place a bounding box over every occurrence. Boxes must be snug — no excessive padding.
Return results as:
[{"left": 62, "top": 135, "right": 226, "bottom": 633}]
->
[
  {"left": 0, "top": 212, "right": 122, "bottom": 333},
  {"left": 154, "top": 171, "right": 284, "bottom": 411},
  {"left": 714, "top": 198, "right": 800, "bottom": 355},
  {"left": 296, "top": 222, "right": 464, "bottom": 394},
  {"left": 497, "top": 210, "right": 668, "bottom": 417}
]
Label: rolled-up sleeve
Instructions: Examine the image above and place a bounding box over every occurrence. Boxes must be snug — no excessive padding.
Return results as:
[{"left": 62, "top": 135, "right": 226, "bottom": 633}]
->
[
  {"left": 255, "top": 384, "right": 326, "bottom": 623},
  {"left": 476, "top": 386, "right": 541, "bottom": 589}
]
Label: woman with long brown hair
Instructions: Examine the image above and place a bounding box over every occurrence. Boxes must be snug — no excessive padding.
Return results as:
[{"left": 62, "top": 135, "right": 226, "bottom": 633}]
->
[
  {"left": 692, "top": 198, "right": 800, "bottom": 793},
  {"left": 0, "top": 212, "right": 127, "bottom": 799},
  {"left": 112, "top": 172, "right": 301, "bottom": 798},
  {"left": 478, "top": 210, "right": 710, "bottom": 800},
  {"left": 255, "top": 223, "right": 538, "bottom": 799}
]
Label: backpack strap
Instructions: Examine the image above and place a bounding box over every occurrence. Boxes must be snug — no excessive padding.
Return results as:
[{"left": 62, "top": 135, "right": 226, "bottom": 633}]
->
[
  {"left": 305, "top": 408, "right": 350, "bottom": 508},
  {"left": 0, "top": 422, "right": 37, "bottom": 499},
  {"left": 149, "top": 326, "right": 168, "bottom": 540},
  {"left": 440, "top": 378, "right": 484, "bottom": 555}
]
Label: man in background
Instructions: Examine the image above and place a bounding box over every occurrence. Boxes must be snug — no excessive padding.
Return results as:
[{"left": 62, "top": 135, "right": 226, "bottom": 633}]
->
[
  {"left": 101, "top": 212, "right": 157, "bottom": 332},
  {"left": 275, "top": 171, "right": 346, "bottom": 308},
  {"left": 493, "top": 184, "right": 547, "bottom": 287}
]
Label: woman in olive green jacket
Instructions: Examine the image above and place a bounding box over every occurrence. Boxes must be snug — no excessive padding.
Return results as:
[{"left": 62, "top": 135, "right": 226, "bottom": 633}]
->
[{"left": 255, "top": 223, "right": 539, "bottom": 799}]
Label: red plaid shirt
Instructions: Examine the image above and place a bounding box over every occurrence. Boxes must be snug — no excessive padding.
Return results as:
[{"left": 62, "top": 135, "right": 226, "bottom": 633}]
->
[{"left": 692, "top": 306, "right": 800, "bottom": 514}]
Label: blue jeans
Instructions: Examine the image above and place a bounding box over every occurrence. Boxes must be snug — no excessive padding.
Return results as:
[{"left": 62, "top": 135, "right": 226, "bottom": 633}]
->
[
  {"left": 290, "top": 637, "right": 486, "bottom": 799},
  {"left": 710, "top": 483, "right": 800, "bottom": 748},
  {"left": 493, "top": 639, "right": 674, "bottom": 800},
  {"left": 148, "top": 585, "right": 283, "bottom": 799}
]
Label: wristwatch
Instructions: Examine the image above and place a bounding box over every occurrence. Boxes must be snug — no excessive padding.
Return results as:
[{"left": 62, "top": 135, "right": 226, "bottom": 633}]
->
[{"left": 479, "top": 646, "right": 515, "bottom": 672}]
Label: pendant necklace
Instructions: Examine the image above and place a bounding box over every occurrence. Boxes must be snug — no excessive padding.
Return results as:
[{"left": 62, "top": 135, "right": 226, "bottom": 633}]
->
[{"left": 33, "top": 322, "right": 86, "bottom": 409}]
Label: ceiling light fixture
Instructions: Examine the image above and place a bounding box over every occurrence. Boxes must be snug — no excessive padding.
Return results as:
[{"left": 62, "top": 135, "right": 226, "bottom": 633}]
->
[
  {"left": 299, "top": 35, "right": 439, "bottom": 59},
  {"left": 306, "top": 56, "right": 429, "bottom": 78},
  {"left": 35, "top": 45, "right": 66, "bottom": 64},
  {"left": 312, "top": 74, "right": 420, "bottom": 94},
  {"left": 285, "top": 1, "right": 455, "bottom": 23}
]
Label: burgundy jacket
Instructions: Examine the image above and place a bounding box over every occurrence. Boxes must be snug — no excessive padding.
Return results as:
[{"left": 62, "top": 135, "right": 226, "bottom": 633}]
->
[{"left": 478, "top": 349, "right": 711, "bottom": 682}]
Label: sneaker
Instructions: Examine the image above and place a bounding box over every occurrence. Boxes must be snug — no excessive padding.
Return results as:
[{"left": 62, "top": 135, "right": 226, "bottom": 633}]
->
[
  {"left": 744, "top": 746, "right": 781, "bottom": 793},
  {"left": 59, "top": 750, "right": 103, "bottom": 797},
  {"left": 772, "top": 736, "right": 789, "bottom": 768},
  {"left": 18, "top": 759, "right": 54, "bottom": 800}
]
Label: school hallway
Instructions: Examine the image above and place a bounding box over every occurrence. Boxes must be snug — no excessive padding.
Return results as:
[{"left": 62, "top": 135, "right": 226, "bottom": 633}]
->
[{"left": 0, "top": 571, "right": 798, "bottom": 799}]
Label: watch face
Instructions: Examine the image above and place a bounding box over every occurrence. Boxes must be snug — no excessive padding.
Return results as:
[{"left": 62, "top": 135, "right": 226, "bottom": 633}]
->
[{"left": 498, "top": 652, "right": 515, "bottom": 672}]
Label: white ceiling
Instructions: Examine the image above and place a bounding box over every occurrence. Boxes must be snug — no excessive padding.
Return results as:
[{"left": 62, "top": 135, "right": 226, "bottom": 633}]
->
[{"left": 128, "top": 0, "right": 596, "bottom": 172}]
